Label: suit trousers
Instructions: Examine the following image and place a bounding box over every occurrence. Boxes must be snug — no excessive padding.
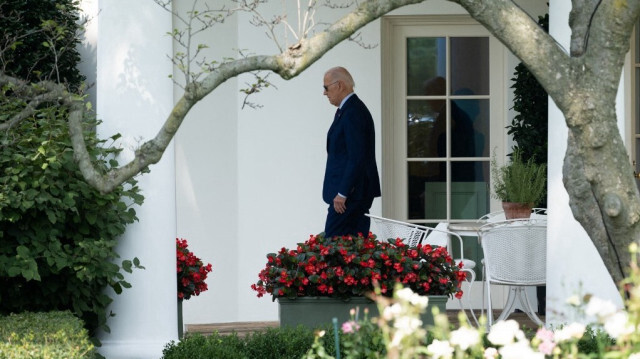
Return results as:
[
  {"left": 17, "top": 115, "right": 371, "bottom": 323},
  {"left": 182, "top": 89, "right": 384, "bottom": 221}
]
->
[{"left": 324, "top": 197, "right": 374, "bottom": 238}]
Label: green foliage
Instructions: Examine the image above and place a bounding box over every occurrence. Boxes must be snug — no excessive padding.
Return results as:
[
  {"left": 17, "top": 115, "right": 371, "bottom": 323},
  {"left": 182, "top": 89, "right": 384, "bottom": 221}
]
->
[
  {"left": 508, "top": 14, "right": 548, "bottom": 165},
  {"left": 576, "top": 326, "right": 615, "bottom": 356},
  {"left": 491, "top": 149, "right": 546, "bottom": 205},
  {"left": 508, "top": 14, "right": 549, "bottom": 206},
  {"left": 0, "top": 0, "right": 144, "bottom": 335},
  {"left": 162, "top": 326, "right": 316, "bottom": 359},
  {"left": 162, "top": 323, "right": 384, "bottom": 359},
  {"left": 0, "top": 311, "right": 95, "bottom": 359},
  {"left": 0, "top": 0, "right": 85, "bottom": 88},
  {"left": 0, "top": 95, "right": 144, "bottom": 333},
  {"left": 339, "top": 317, "right": 385, "bottom": 358}
]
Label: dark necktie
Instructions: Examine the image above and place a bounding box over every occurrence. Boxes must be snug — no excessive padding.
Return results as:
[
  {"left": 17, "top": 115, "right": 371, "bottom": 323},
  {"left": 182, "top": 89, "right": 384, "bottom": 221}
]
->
[{"left": 334, "top": 108, "right": 341, "bottom": 121}]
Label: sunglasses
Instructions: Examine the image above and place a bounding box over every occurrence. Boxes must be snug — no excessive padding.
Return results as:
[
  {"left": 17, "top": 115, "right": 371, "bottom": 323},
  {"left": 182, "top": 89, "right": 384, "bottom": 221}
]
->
[{"left": 323, "top": 81, "right": 339, "bottom": 91}]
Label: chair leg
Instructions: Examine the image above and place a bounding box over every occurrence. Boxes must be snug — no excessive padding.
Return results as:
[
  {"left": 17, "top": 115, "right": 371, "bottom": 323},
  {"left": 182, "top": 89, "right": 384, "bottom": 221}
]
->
[
  {"left": 486, "top": 280, "right": 494, "bottom": 329},
  {"left": 496, "top": 286, "right": 518, "bottom": 322},
  {"left": 458, "top": 269, "right": 478, "bottom": 327},
  {"left": 519, "top": 287, "right": 544, "bottom": 326}
]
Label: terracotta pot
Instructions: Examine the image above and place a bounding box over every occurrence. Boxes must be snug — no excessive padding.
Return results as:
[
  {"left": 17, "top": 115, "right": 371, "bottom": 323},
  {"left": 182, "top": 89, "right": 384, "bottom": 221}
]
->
[{"left": 501, "top": 202, "right": 533, "bottom": 219}]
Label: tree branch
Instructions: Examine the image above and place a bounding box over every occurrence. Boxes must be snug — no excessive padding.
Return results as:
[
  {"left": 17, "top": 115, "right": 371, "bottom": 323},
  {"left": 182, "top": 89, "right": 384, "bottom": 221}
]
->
[{"left": 453, "top": 0, "right": 575, "bottom": 113}]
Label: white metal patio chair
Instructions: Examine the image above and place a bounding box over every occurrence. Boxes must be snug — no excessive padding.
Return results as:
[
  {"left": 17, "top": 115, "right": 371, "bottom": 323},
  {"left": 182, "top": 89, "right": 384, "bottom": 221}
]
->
[
  {"left": 477, "top": 208, "right": 547, "bottom": 317},
  {"left": 366, "top": 214, "right": 427, "bottom": 247},
  {"left": 478, "top": 218, "right": 547, "bottom": 328},
  {"left": 367, "top": 214, "right": 478, "bottom": 325}
]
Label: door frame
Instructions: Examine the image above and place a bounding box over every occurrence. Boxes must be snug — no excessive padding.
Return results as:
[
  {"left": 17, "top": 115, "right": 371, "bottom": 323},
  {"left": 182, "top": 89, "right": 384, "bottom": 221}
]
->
[{"left": 381, "top": 15, "right": 506, "bottom": 221}]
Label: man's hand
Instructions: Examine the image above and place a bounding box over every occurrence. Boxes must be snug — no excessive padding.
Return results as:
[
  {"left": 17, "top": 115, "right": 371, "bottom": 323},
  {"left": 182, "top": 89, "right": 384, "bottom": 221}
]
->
[{"left": 333, "top": 195, "right": 346, "bottom": 214}]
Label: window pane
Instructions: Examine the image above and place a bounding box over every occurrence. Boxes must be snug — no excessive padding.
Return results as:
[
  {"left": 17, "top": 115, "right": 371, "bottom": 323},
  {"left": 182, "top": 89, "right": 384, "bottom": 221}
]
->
[
  {"left": 408, "top": 161, "right": 446, "bottom": 220},
  {"left": 450, "top": 161, "right": 489, "bottom": 220},
  {"left": 407, "top": 37, "right": 446, "bottom": 96},
  {"left": 450, "top": 37, "right": 489, "bottom": 95},
  {"left": 407, "top": 100, "right": 447, "bottom": 158},
  {"left": 451, "top": 99, "right": 490, "bottom": 157}
]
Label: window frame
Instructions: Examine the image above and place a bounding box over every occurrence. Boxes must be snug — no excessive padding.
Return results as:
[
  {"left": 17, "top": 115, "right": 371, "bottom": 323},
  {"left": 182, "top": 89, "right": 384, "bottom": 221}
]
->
[{"left": 381, "top": 15, "right": 506, "bottom": 223}]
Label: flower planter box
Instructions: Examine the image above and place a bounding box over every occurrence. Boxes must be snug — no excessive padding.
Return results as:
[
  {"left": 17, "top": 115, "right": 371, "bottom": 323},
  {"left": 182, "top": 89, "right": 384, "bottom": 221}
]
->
[{"left": 278, "top": 295, "right": 447, "bottom": 329}]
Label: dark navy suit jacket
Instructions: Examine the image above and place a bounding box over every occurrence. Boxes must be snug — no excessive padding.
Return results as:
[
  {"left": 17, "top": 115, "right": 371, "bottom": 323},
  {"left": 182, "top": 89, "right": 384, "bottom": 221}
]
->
[{"left": 322, "top": 94, "right": 381, "bottom": 204}]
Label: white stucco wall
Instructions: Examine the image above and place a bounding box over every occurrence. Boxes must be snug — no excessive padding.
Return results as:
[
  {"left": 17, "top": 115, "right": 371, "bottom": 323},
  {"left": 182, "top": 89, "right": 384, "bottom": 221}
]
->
[
  {"left": 178, "top": 0, "right": 549, "bottom": 325},
  {"left": 172, "top": 1, "right": 241, "bottom": 325},
  {"left": 546, "top": 1, "right": 624, "bottom": 325}
]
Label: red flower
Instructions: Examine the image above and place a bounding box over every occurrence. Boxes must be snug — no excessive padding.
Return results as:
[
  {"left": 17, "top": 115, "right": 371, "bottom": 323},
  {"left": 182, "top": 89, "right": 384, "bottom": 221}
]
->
[
  {"left": 344, "top": 275, "right": 357, "bottom": 286},
  {"left": 250, "top": 232, "right": 463, "bottom": 300},
  {"left": 176, "top": 238, "right": 213, "bottom": 301},
  {"left": 304, "top": 263, "right": 316, "bottom": 275}
]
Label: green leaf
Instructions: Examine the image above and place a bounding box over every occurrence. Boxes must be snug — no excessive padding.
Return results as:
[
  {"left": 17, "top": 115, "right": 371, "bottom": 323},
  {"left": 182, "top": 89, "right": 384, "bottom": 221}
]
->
[
  {"left": 122, "top": 260, "right": 132, "bottom": 273},
  {"left": 46, "top": 209, "right": 57, "bottom": 224},
  {"left": 112, "top": 283, "right": 122, "bottom": 295},
  {"left": 7, "top": 266, "right": 21, "bottom": 277},
  {"left": 16, "top": 245, "right": 30, "bottom": 257},
  {"left": 86, "top": 212, "right": 97, "bottom": 225}
]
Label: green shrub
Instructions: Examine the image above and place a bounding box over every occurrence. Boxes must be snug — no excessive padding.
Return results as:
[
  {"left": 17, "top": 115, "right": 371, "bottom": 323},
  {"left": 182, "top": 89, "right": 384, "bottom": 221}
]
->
[
  {"left": 0, "top": 0, "right": 144, "bottom": 334},
  {"left": 0, "top": 311, "right": 95, "bottom": 359},
  {"left": 162, "top": 333, "right": 251, "bottom": 359},
  {"left": 0, "top": 0, "right": 84, "bottom": 88},
  {"left": 0, "top": 101, "right": 144, "bottom": 333},
  {"left": 162, "top": 323, "right": 386, "bottom": 359},
  {"left": 164, "top": 325, "right": 387, "bottom": 359},
  {"left": 243, "top": 326, "right": 316, "bottom": 359}
]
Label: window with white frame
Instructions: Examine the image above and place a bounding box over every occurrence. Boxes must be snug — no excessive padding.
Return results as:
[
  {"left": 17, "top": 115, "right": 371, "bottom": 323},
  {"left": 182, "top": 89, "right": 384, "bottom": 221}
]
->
[{"left": 381, "top": 16, "right": 505, "bottom": 224}]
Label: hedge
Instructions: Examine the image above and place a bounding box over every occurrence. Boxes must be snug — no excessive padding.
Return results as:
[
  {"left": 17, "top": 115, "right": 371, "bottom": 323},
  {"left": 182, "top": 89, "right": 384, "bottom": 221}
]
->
[{"left": 0, "top": 311, "right": 95, "bottom": 359}]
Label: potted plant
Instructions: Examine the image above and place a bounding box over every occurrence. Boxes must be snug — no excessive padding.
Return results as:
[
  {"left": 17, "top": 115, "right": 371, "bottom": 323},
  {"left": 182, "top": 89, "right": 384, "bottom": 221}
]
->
[
  {"left": 176, "top": 238, "right": 213, "bottom": 337},
  {"left": 251, "top": 233, "right": 466, "bottom": 328},
  {"left": 491, "top": 149, "right": 547, "bottom": 219}
]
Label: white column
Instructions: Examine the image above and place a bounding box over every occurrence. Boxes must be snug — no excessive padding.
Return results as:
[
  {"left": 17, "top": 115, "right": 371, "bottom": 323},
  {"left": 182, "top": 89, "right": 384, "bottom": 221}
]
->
[{"left": 93, "top": 1, "right": 177, "bottom": 358}]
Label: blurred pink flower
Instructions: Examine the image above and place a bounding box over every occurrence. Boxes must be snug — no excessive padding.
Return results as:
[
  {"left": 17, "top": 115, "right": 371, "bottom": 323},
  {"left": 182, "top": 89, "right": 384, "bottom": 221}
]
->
[{"left": 341, "top": 320, "right": 360, "bottom": 334}]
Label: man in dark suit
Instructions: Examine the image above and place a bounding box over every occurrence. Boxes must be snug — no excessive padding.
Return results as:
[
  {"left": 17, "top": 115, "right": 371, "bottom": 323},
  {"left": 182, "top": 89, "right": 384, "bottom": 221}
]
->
[{"left": 322, "top": 67, "right": 381, "bottom": 238}]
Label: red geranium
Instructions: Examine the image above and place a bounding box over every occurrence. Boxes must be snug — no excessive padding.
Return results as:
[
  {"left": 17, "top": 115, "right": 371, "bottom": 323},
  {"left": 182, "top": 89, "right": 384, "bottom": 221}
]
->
[
  {"left": 177, "top": 238, "right": 212, "bottom": 300},
  {"left": 251, "top": 232, "right": 465, "bottom": 301}
]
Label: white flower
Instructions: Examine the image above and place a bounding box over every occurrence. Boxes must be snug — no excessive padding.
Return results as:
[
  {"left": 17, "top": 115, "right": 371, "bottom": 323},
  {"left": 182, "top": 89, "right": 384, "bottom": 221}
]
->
[
  {"left": 396, "top": 287, "right": 415, "bottom": 301},
  {"left": 565, "top": 294, "right": 581, "bottom": 307},
  {"left": 499, "top": 341, "right": 544, "bottom": 359},
  {"left": 409, "top": 294, "right": 429, "bottom": 308},
  {"left": 487, "top": 320, "right": 524, "bottom": 346},
  {"left": 585, "top": 297, "right": 617, "bottom": 321},
  {"left": 426, "top": 339, "right": 454, "bottom": 359},
  {"left": 603, "top": 311, "right": 634, "bottom": 339},
  {"left": 393, "top": 316, "right": 422, "bottom": 332},
  {"left": 628, "top": 353, "right": 640, "bottom": 359},
  {"left": 483, "top": 347, "right": 498, "bottom": 359},
  {"left": 396, "top": 287, "right": 429, "bottom": 308},
  {"left": 383, "top": 303, "right": 403, "bottom": 320},
  {"left": 554, "top": 322, "right": 586, "bottom": 343},
  {"left": 450, "top": 326, "right": 480, "bottom": 350}
]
